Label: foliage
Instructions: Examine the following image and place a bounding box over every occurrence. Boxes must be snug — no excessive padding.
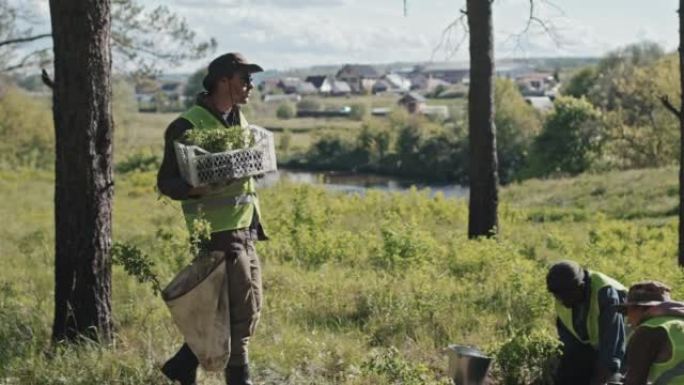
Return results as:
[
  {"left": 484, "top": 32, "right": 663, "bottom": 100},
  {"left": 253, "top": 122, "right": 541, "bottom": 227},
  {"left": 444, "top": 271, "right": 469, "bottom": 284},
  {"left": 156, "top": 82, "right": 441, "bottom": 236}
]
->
[
  {"left": 350, "top": 103, "right": 367, "bottom": 121},
  {"left": 561, "top": 67, "right": 597, "bottom": 99},
  {"left": 0, "top": 0, "right": 216, "bottom": 74},
  {"left": 116, "top": 150, "right": 161, "bottom": 174},
  {"left": 491, "top": 330, "right": 561, "bottom": 385},
  {"left": 525, "top": 96, "right": 602, "bottom": 178},
  {"left": 181, "top": 126, "right": 254, "bottom": 153},
  {"left": 112, "top": 242, "right": 162, "bottom": 296},
  {"left": 599, "top": 54, "right": 679, "bottom": 168},
  {"left": 0, "top": 86, "right": 53, "bottom": 168},
  {"left": 183, "top": 68, "right": 206, "bottom": 107},
  {"left": 276, "top": 102, "right": 295, "bottom": 119},
  {"left": 494, "top": 78, "right": 542, "bottom": 183},
  {"left": 2, "top": 166, "right": 684, "bottom": 384},
  {"left": 297, "top": 98, "right": 322, "bottom": 111}
]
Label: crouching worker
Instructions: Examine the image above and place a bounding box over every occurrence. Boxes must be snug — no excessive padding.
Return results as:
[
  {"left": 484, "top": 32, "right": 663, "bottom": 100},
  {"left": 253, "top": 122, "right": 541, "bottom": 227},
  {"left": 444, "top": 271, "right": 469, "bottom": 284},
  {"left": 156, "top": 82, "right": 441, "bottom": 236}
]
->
[
  {"left": 546, "top": 260, "right": 627, "bottom": 385},
  {"left": 157, "top": 52, "right": 267, "bottom": 385},
  {"left": 619, "top": 281, "right": 684, "bottom": 385}
]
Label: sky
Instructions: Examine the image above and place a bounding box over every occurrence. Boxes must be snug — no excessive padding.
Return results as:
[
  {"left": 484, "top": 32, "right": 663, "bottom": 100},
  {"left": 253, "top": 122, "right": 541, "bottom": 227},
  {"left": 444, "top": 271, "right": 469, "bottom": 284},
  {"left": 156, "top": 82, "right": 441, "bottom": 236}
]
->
[{"left": 19, "top": 0, "right": 681, "bottom": 73}]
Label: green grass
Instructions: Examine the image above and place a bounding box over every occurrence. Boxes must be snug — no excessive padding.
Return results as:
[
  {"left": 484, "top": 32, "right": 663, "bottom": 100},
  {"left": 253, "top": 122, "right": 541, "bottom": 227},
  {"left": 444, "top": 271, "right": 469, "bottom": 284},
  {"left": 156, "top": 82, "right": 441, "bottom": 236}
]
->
[{"left": 1, "top": 165, "right": 682, "bottom": 384}]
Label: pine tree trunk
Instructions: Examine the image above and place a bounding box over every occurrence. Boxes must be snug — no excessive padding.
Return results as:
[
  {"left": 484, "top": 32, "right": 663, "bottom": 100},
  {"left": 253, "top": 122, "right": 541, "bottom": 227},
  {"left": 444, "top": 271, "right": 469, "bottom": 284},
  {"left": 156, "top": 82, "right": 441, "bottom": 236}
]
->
[
  {"left": 467, "top": 0, "right": 499, "bottom": 238},
  {"left": 679, "top": 1, "right": 684, "bottom": 266},
  {"left": 49, "top": 0, "right": 114, "bottom": 342}
]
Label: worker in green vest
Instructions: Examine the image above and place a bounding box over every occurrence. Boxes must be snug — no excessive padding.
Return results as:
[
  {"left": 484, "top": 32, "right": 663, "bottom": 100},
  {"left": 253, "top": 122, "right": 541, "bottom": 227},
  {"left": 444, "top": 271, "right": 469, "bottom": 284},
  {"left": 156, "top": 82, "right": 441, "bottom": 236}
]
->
[
  {"left": 157, "top": 52, "right": 266, "bottom": 385},
  {"left": 546, "top": 260, "right": 627, "bottom": 385},
  {"left": 618, "top": 281, "right": 684, "bottom": 385}
]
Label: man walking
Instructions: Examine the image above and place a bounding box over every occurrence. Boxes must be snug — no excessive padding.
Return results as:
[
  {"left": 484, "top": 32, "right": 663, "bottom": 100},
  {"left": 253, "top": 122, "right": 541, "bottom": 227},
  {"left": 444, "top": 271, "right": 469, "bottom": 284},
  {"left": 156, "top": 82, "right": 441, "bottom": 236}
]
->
[
  {"left": 157, "top": 52, "right": 267, "bottom": 385},
  {"left": 546, "top": 260, "right": 627, "bottom": 385}
]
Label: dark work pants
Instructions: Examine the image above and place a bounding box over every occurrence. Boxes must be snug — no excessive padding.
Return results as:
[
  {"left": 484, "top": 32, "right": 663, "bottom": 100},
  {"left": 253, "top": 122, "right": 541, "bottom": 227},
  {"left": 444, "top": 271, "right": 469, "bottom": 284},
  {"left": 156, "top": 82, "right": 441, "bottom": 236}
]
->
[
  {"left": 554, "top": 339, "right": 598, "bottom": 385},
  {"left": 169, "top": 227, "right": 263, "bottom": 375}
]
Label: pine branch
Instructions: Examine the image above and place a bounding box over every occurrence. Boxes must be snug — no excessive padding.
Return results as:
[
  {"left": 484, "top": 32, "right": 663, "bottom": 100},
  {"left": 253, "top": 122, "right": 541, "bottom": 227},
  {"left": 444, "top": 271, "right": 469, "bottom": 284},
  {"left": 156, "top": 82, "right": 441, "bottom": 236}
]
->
[{"left": 0, "top": 33, "right": 51, "bottom": 48}]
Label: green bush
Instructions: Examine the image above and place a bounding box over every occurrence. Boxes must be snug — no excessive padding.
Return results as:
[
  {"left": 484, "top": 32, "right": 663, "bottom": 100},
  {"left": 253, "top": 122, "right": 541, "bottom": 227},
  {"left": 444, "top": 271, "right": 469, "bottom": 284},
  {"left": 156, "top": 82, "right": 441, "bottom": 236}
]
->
[
  {"left": 0, "top": 86, "right": 54, "bottom": 168},
  {"left": 276, "top": 102, "right": 295, "bottom": 119},
  {"left": 297, "top": 98, "right": 321, "bottom": 111},
  {"left": 491, "top": 330, "right": 561, "bottom": 385},
  {"left": 525, "top": 96, "right": 602, "bottom": 178}
]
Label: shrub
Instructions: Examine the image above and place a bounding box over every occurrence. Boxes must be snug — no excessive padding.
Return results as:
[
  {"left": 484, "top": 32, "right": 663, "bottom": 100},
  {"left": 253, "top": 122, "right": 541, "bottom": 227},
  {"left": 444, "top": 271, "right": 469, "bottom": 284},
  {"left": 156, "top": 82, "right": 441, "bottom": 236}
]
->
[
  {"left": 276, "top": 102, "right": 295, "bottom": 119},
  {"left": 525, "top": 96, "right": 602, "bottom": 178},
  {"left": 296, "top": 98, "right": 321, "bottom": 111}
]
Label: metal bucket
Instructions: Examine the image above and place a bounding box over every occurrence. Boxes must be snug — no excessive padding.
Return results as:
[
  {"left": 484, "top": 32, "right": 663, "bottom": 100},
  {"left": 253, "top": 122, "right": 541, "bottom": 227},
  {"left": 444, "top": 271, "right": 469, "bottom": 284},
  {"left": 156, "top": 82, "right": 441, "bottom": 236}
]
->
[{"left": 446, "top": 344, "right": 492, "bottom": 385}]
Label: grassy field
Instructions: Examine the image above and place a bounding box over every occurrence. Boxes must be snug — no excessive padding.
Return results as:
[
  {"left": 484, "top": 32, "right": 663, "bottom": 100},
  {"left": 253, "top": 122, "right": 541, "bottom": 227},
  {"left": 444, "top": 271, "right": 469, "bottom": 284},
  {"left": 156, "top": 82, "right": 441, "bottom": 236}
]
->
[{"left": 0, "top": 163, "right": 681, "bottom": 384}]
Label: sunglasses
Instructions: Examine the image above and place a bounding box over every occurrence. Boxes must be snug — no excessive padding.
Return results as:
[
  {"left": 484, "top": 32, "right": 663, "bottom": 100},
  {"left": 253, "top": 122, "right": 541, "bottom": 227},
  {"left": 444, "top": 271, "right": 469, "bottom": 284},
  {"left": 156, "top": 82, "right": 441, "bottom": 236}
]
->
[{"left": 240, "top": 73, "right": 253, "bottom": 85}]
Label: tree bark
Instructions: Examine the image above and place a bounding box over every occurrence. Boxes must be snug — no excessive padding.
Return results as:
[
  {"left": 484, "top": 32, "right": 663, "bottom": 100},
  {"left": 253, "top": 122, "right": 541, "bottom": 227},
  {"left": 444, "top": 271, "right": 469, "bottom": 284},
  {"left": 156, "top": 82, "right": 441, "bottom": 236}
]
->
[
  {"left": 679, "top": 1, "right": 684, "bottom": 266},
  {"left": 467, "top": 0, "right": 499, "bottom": 238},
  {"left": 49, "top": 0, "right": 114, "bottom": 342}
]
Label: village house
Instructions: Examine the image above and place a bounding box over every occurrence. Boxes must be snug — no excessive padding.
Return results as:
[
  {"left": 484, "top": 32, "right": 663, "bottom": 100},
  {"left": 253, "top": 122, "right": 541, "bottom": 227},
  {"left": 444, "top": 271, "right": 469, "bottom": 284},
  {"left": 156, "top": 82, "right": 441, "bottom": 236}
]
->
[
  {"left": 398, "top": 92, "right": 427, "bottom": 114},
  {"left": 306, "top": 75, "right": 333, "bottom": 94},
  {"left": 411, "top": 62, "right": 470, "bottom": 84},
  {"left": 373, "top": 73, "right": 412, "bottom": 94},
  {"left": 336, "top": 64, "right": 380, "bottom": 94},
  {"left": 515, "top": 73, "right": 557, "bottom": 96}
]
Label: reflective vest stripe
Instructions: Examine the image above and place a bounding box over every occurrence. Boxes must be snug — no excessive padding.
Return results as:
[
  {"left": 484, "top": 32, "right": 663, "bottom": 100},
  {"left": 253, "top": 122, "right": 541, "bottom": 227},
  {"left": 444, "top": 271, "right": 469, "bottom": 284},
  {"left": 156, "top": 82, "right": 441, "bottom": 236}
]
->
[{"left": 183, "top": 194, "right": 255, "bottom": 214}]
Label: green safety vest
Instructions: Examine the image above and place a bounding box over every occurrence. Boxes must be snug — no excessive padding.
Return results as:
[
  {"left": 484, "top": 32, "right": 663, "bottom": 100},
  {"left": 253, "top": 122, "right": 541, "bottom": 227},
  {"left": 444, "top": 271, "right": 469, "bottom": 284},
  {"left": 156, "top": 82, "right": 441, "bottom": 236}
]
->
[
  {"left": 179, "top": 105, "right": 262, "bottom": 233},
  {"left": 639, "top": 316, "right": 684, "bottom": 385},
  {"left": 555, "top": 271, "right": 626, "bottom": 349}
]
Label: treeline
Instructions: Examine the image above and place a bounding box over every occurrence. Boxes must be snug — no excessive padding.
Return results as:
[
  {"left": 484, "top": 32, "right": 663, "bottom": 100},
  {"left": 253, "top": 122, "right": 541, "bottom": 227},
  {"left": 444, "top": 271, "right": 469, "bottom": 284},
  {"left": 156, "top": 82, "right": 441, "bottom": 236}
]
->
[{"left": 285, "top": 41, "right": 679, "bottom": 184}]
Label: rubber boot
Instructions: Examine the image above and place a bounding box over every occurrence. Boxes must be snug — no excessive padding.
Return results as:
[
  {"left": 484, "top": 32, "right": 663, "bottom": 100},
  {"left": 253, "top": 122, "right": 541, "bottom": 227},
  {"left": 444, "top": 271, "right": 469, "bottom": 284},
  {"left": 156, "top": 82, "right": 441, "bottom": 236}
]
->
[
  {"left": 225, "top": 364, "right": 253, "bottom": 385},
  {"left": 161, "top": 344, "right": 199, "bottom": 385}
]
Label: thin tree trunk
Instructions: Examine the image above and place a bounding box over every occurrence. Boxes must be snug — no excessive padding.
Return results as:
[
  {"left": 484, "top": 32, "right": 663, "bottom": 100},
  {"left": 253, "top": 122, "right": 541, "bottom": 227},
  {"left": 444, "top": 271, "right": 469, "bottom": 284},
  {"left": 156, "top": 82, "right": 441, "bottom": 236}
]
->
[
  {"left": 679, "top": 0, "right": 684, "bottom": 266},
  {"left": 49, "top": 0, "right": 114, "bottom": 342},
  {"left": 467, "top": 0, "right": 499, "bottom": 238}
]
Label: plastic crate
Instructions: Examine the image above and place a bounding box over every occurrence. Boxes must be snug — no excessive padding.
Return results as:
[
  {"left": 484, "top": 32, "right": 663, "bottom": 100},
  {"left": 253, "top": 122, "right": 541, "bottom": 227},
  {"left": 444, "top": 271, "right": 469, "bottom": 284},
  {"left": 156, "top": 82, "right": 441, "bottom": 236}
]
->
[{"left": 174, "top": 124, "right": 277, "bottom": 187}]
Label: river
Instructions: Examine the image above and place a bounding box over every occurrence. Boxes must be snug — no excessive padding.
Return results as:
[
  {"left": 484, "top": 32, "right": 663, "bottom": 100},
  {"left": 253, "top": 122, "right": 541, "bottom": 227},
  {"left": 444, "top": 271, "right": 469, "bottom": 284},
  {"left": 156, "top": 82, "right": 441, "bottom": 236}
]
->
[{"left": 258, "top": 169, "right": 469, "bottom": 198}]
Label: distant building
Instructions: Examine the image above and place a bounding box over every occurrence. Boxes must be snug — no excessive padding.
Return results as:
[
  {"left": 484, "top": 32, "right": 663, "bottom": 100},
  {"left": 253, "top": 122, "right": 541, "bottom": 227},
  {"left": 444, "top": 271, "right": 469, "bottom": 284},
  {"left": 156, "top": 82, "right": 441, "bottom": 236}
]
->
[
  {"left": 278, "top": 77, "right": 304, "bottom": 94},
  {"left": 373, "top": 73, "right": 411, "bottom": 94},
  {"left": 398, "top": 92, "right": 427, "bottom": 114},
  {"left": 296, "top": 82, "right": 318, "bottom": 95},
  {"left": 306, "top": 75, "right": 333, "bottom": 94},
  {"left": 410, "top": 75, "right": 451, "bottom": 93},
  {"left": 412, "top": 62, "right": 470, "bottom": 84},
  {"left": 263, "top": 94, "right": 302, "bottom": 103},
  {"left": 336, "top": 64, "right": 380, "bottom": 94},
  {"left": 330, "top": 80, "right": 352, "bottom": 96},
  {"left": 516, "top": 73, "right": 557, "bottom": 96},
  {"left": 525, "top": 96, "right": 554, "bottom": 111}
]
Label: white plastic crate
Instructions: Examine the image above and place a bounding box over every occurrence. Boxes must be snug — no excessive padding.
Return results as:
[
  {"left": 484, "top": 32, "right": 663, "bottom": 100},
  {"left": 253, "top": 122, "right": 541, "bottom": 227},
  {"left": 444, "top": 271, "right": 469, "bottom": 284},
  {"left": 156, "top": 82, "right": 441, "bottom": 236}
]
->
[{"left": 174, "top": 124, "right": 277, "bottom": 187}]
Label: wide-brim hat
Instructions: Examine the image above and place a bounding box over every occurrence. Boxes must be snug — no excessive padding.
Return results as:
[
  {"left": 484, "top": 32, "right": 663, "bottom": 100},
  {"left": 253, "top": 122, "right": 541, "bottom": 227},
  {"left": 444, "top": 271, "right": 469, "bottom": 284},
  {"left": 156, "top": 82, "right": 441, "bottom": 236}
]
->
[
  {"left": 202, "top": 52, "right": 264, "bottom": 90},
  {"left": 615, "top": 280, "right": 671, "bottom": 312}
]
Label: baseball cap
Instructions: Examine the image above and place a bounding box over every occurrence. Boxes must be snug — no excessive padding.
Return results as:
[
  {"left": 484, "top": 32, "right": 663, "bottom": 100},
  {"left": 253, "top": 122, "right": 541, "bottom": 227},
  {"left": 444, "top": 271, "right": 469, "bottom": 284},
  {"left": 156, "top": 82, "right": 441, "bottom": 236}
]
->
[{"left": 202, "top": 52, "right": 264, "bottom": 91}]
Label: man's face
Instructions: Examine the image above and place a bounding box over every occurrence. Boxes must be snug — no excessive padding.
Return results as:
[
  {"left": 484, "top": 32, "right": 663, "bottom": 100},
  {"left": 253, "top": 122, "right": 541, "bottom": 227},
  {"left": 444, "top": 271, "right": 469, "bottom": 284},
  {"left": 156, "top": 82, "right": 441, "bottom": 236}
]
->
[
  {"left": 228, "top": 71, "right": 254, "bottom": 104},
  {"left": 215, "top": 71, "right": 254, "bottom": 104},
  {"left": 625, "top": 306, "right": 648, "bottom": 327},
  {"left": 550, "top": 284, "right": 585, "bottom": 308}
]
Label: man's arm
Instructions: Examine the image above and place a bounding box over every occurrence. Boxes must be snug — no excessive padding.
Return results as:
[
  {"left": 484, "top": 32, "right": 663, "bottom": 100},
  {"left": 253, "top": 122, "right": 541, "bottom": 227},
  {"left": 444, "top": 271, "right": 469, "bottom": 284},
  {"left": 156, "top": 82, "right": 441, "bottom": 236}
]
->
[
  {"left": 157, "top": 118, "right": 207, "bottom": 200},
  {"left": 593, "top": 286, "right": 626, "bottom": 385},
  {"left": 624, "top": 326, "right": 668, "bottom": 385}
]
